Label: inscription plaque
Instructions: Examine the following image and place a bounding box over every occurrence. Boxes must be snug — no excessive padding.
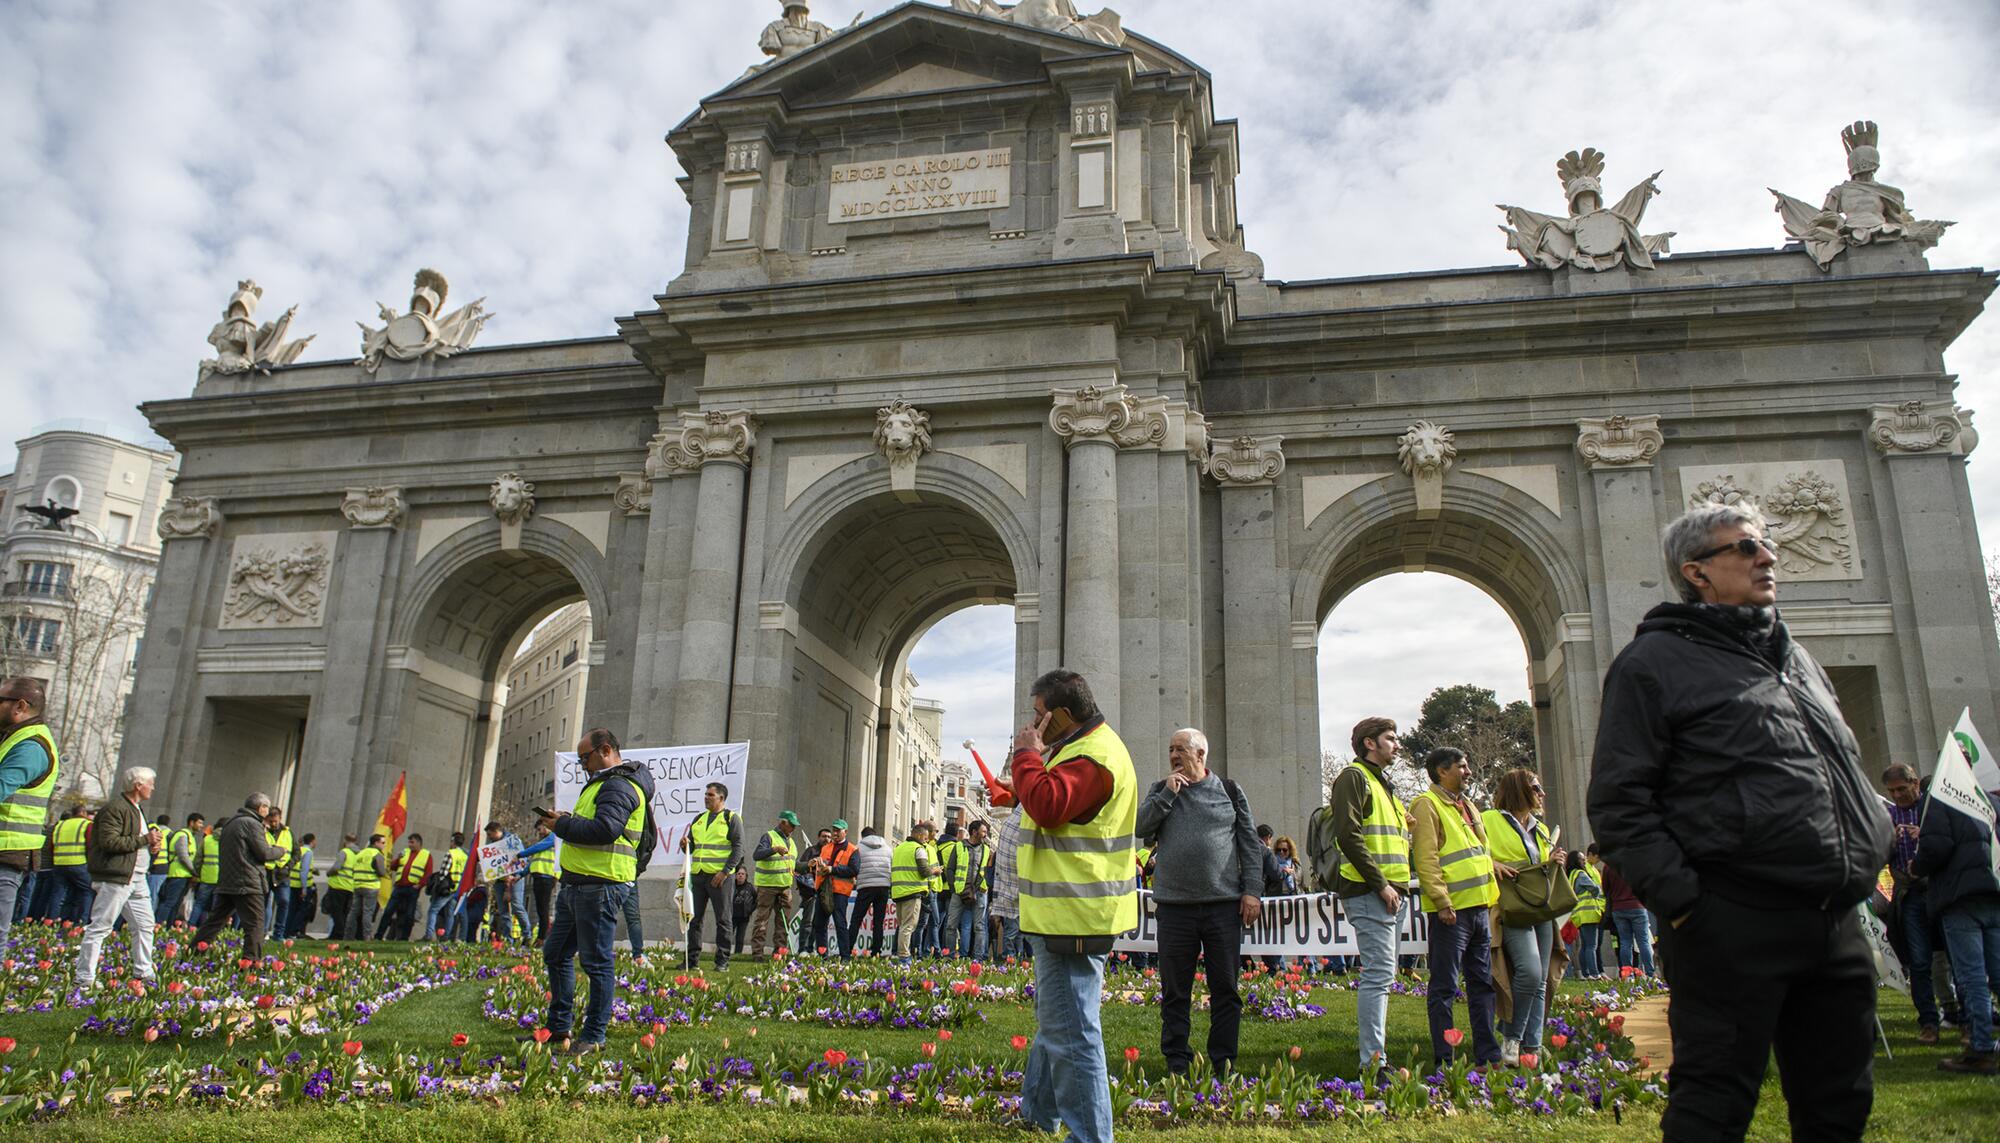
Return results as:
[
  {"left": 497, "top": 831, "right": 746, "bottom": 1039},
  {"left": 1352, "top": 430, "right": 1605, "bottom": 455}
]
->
[{"left": 828, "top": 147, "right": 1012, "bottom": 223}]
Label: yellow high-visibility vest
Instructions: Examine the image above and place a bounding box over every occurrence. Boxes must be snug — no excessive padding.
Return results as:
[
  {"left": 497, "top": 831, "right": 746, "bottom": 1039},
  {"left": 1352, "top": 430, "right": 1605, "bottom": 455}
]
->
[
  {"left": 560, "top": 778, "right": 645, "bottom": 883},
  {"left": 687, "top": 810, "right": 734, "bottom": 875},
  {"left": 1017, "top": 721, "right": 1140, "bottom": 936},
  {"left": 1336, "top": 763, "right": 1410, "bottom": 889},
  {"left": 1415, "top": 789, "right": 1498, "bottom": 911},
  {"left": 51, "top": 815, "right": 90, "bottom": 866},
  {"left": 0, "top": 724, "right": 58, "bottom": 854}
]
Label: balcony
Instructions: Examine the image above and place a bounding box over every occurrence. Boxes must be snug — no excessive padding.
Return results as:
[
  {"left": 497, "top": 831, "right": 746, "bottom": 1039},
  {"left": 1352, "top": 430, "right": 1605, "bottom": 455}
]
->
[{"left": 2, "top": 582, "right": 72, "bottom": 601}]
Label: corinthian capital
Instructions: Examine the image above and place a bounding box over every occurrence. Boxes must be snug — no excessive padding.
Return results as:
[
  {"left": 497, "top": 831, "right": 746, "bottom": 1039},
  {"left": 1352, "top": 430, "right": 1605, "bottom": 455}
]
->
[
  {"left": 1868, "top": 400, "right": 1963, "bottom": 455},
  {"left": 1576, "top": 414, "right": 1663, "bottom": 469},
  {"left": 659, "top": 409, "right": 757, "bottom": 472},
  {"left": 1206, "top": 435, "right": 1287, "bottom": 486}
]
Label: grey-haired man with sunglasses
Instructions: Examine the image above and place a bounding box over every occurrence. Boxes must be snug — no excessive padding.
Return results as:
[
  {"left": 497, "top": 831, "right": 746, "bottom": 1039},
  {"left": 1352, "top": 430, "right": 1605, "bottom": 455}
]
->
[{"left": 1588, "top": 503, "right": 1890, "bottom": 1143}]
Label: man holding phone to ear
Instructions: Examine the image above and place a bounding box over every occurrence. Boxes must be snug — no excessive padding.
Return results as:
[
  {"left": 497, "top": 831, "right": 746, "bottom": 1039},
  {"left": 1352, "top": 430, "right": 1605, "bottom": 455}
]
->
[{"left": 997, "top": 669, "right": 1138, "bottom": 1143}]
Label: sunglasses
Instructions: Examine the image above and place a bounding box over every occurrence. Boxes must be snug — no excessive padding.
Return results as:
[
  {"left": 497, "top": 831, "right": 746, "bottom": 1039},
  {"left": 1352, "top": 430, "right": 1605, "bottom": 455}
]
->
[
  {"left": 1690, "top": 536, "right": 1779, "bottom": 562},
  {"left": 1529, "top": 784, "right": 1544, "bottom": 795}
]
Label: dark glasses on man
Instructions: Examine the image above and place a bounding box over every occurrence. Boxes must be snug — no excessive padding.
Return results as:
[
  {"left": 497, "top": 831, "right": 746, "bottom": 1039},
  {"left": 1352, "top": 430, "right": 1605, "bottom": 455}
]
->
[{"left": 1690, "top": 536, "right": 1778, "bottom": 562}]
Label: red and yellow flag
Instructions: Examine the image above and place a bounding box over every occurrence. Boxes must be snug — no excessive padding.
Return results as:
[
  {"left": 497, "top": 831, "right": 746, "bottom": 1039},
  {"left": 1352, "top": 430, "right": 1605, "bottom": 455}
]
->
[{"left": 374, "top": 772, "right": 409, "bottom": 906}]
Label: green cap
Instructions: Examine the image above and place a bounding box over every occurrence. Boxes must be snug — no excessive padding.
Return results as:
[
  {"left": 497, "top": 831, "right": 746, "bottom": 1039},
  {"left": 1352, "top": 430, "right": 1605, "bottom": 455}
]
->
[
  {"left": 831, "top": 818, "right": 849, "bottom": 830},
  {"left": 779, "top": 810, "right": 800, "bottom": 826}
]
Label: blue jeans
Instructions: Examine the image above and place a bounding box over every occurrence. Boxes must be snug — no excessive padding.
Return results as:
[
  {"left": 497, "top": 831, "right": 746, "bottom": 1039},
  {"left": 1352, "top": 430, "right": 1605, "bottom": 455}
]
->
[
  {"left": 947, "top": 893, "right": 987, "bottom": 959},
  {"left": 268, "top": 885, "right": 293, "bottom": 938},
  {"left": 1500, "top": 919, "right": 1554, "bottom": 1048},
  {"left": 0, "top": 866, "right": 25, "bottom": 941},
  {"left": 424, "top": 893, "right": 460, "bottom": 940},
  {"left": 995, "top": 913, "right": 1022, "bottom": 960},
  {"left": 1895, "top": 890, "right": 1940, "bottom": 1027},
  {"left": 1427, "top": 905, "right": 1499, "bottom": 1064},
  {"left": 154, "top": 877, "right": 193, "bottom": 928},
  {"left": 621, "top": 881, "right": 644, "bottom": 954},
  {"left": 147, "top": 872, "right": 167, "bottom": 903},
  {"left": 46, "top": 866, "right": 93, "bottom": 922},
  {"left": 1575, "top": 921, "right": 1604, "bottom": 977},
  {"left": 1346, "top": 891, "right": 1401, "bottom": 1071},
  {"left": 1020, "top": 936, "right": 1113, "bottom": 1143},
  {"left": 543, "top": 881, "right": 622, "bottom": 1044},
  {"left": 1612, "top": 908, "right": 1654, "bottom": 974},
  {"left": 1939, "top": 896, "right": 2000, "bottom": 1054},
  {"left": 812, "top": 891, "right": 853, "bottom": 956},
  {"left": 284, "top": 888, "right": 313, "bottom": 938},
  {"left": 190, "top": 882, "right": 217, "bottom": 927}
]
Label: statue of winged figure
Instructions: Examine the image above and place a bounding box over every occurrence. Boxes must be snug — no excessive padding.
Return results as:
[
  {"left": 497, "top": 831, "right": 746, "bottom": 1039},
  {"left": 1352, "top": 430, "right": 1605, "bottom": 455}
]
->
[
  {"left": 199, "top": 279, "right": 315, "bottom": 380},
  {"left": 1770, "top": 121, "right": 1953, "bottom": 270},
  {"left": 358, "top": 268, "right": 492, "bottom": 374},
  {"left": 1498, "top": 148, "right": 1674, "bottom": 272},
  {"left": 952, "top": 0, "right": 1124, "bottom": 46}
]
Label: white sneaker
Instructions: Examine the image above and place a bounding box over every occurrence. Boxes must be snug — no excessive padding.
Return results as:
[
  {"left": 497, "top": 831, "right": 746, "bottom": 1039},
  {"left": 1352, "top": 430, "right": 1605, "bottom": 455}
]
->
[{"left": 1501, "top": 1037, "right": 1521, "bottom": 1066}]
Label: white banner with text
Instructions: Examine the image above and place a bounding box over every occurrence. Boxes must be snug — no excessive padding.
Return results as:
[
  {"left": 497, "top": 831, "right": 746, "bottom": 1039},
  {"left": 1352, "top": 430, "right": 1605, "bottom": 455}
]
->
[
  {"left": 553, "top": 742, "right": 750, "bottom": 881},
  {"left": 1114, "top": 889, "right": 1435, "bottom": 957}
]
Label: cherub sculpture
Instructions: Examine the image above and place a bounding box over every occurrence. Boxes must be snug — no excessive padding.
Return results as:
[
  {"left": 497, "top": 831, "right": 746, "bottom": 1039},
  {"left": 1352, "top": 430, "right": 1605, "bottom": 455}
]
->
[
  {"left": 199, "top": 280, "right": 315, "bottom": 380},
  {"left": 358, "top": 269, "right": 492, "bottom": 373},
  {"left": 952, "top": 0, "right": 1124, "bottom": 46},
  {"left": 1499, "top": 149, "right": 1673, "bottom": 272},
  {"left": 1770, "top": 121, "right": 1953, "bottom": 270}
]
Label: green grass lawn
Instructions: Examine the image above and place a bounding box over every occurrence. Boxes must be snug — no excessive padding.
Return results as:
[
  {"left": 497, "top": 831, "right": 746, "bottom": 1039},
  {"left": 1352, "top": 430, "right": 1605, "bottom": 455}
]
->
[{"left": 0, "top": 939, "right": 1991, "bottom": 1141}]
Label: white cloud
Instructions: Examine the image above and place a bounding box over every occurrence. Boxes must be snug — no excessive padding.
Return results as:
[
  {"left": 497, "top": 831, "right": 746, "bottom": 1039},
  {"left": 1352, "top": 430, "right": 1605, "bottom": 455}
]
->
[
  {"left": 907, "top": 605, "right": 1017, "bottom": 770},
  {"left": 3, "top": 0, "right": 1993, "bottom": 755}
]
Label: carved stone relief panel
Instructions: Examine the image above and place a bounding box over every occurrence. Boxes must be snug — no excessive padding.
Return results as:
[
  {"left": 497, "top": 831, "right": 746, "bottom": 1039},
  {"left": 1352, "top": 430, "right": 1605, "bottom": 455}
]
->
[
  {"left": 220, "top": 531, "right": 338, "bottom": 630},
  {"left": 1679, "top": 461, "right": 1860, "bottom": 582}
]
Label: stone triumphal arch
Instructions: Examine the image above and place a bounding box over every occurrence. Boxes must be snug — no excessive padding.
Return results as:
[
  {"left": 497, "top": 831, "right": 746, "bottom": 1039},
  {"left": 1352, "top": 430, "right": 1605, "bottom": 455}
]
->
[{"left": 131, "top": 3, "right": 1996, "bottom": 879}]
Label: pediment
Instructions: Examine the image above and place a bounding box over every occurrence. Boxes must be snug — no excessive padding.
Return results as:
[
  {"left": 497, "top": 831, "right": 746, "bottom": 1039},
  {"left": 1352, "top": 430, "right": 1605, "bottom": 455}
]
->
[{"left": 711, "top": 2, "right": 1131, "bottom": 109}]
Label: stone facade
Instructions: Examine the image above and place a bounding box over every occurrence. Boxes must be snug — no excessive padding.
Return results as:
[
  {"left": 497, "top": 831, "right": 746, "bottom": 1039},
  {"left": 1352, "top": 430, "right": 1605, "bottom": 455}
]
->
[{"left": 128, "top": 4, "right": 1997, "bottom": 882}]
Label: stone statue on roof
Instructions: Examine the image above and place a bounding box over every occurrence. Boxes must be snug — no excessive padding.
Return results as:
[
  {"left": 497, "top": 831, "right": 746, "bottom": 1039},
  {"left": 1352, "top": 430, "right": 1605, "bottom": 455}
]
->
[
  {"left": 952, "top": 0, "right": 1125, "bottom": 46},
  {"left": 357, "top": 268, "right": 492, "bottom": 373},
  {"left": 758, "top": 2, "right": 846, "bottom": 66},
  {"left": 1499, "top": 148, "right": 1674, "bottom": 272},
  {"left": 199, "top": 279, "right": 315, "bottom": 380},
  {"left": 1770, "top": 121, "right": 1953, "bottom": 270}
]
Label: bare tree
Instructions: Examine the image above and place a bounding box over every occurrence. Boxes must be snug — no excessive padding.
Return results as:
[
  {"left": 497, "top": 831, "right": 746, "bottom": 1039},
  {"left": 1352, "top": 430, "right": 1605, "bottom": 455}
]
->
[{"left": 0, "top": 549, "right": 152, "bottom": 800}]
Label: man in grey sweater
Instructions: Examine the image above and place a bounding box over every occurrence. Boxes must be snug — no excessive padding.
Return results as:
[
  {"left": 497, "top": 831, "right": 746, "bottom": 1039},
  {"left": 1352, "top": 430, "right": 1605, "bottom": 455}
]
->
[{"left": 1135, "top": 727, "right": 1264, "bottom": 1076}]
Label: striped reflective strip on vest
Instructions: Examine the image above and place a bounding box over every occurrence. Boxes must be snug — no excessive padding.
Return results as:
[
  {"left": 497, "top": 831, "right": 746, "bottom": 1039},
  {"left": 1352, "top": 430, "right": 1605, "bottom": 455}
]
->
[
  {"left": 51, "top": 816, "right": 89, "bottom": 865},
  {"left": 560, "top": 777, "right": 646, "bottom": 882},
  {"left": 265, "top": 828, "right": 294, "bottom": 870},
  {"left": 293, "top": 852, "right": 313, "bottom": 890},
  {"left": 0, "top": 724, "right": 57, "bottom": 854},
  {"left": 345, "top": 847, "right": 382, "bottom": 889},
  {"left": 688, "top": 811, "right": 733, "bottom": 873},
  {"left": 1336, "top": 763, "right": 1410, "bottom": 887},
  {"left": 166, "top": 829, "right": 197, "bottom": 878},
  {"left": 1417, "top": 789, "right": 1498, "bottom": 910},
  {"left": 890, "top": 839, "right": 929, "bottom": 898},
  {"left": 326, "top": 849, "right": 354, "bottom": 890},
  {"left": 754, "top": 830, "right": 793, "bottom": 887},
  {"left": 527, "top": 848, "right": 556, "bottom": 876},
  {"left": 1016, "top": 720, "right": 1140, "bottom": 936},
  {"left": 199, "top": 835, "right": 221, "bottom": 883}
]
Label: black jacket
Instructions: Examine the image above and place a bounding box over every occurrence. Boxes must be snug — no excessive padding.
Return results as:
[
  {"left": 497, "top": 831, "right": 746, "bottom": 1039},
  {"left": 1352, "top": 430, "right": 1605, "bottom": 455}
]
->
[
  {"left": 214, "top": 808, "right": 285, "bottom": 896},
  {"left": 1587, "top": 604, "right": 1891, "bottom": 921},
  {"left": 1912, "top": 791, "right": 2000, "bottom": 914}
]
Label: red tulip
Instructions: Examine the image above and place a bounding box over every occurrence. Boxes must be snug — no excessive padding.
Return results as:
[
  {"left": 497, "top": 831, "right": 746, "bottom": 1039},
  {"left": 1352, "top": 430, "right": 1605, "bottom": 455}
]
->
[
  {"left": 143, "top": 1027, "right": 159, "bottom": 1043},
  {"left": 1518, "top": 1052, "right": 1539, "bottom": 1069},
  {"left": 920, "top": 1041, "right": 937, "bottom": 1058},
  {"left": 341, "top": 1040, "right": 363, "bottom": 1056},
  {"left": 823, "top": 1049, "right": 848, "bottom": 1067},
  {"left": 1609, "top": 1015, "right": 1625, "bottom": 1032},
  {"left": 0, "top": 1038, "right": 13, "bottom": 1055},
  {"left": 533, "top": 1028, "right": 552, "bottom": 1044},
  {"left": 1288, "top": 1045, "right": 1302, "bottom": 1061},
  {"left": 938, "top": 1029, "right": 952, "bottom": 1041},
  {"left": 639, "top": 1033, "right": 657, "bottom": 1049},
  {"left": 1594, "top": 1042, "right": 1607, "bottom": 1053},
  {"left": 1123, "top": 1047, "right": 1141, "bottom": 1064},
  {"left": 256, "top": 995, "right": 275, "bottom": 1009},
  {"left": 196, "top": 942, "right": 209, "bottom": 951},
  {"left": 1442, "top": 1028, "right": 1464, "bottom": 1047},
  {"left": 451, "top": 1033, "right": 470, "bottom": 1047},
  {"left": 1010, "top": 1035, "right": 1029, "bottom": 1051},
  {"left": 1549, "top": 1033, "right": 1569, "bottom": 1049},
  {"left": 651, "top": 1021, "right": 667, "bottom": 1036},
  {"left": 1639, "top": 1055, "right": 1651, "bottom": 1068}
]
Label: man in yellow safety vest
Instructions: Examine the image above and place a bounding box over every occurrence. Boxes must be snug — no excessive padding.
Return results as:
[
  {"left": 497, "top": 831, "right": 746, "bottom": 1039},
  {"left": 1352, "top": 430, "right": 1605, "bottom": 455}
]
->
[
  {"left": 1327, "top": 716, "right": 1411, "bottom": 1079},
  {"left": 1001, "top": 669, "right": 1137, "bottom": 1143},
  {"left": 681, "top": 781, "right": 741, "bottom": 970},
  {"left": 378, "top": 833, "right": 431, "bottom": 940},
  {"left": 424, "top": 831, "right": 469, "bottom": 940},
  {"left": 44, "top": 804, "right": 95, "bottom": 923},
  {"left": 156, "top": 812, "right": 205, "bottom": 927},
  {"left": 341, "top": 832, "right": 388, "bottom": 939},
  {"left": 0, "top": 678, "right": 58, "bottom": 943},
  {"left": 749, "top": 810, "right": 800, "bottom": 958},
  {"left": 1409, "top": 746, "right": 1500, "bottom": 1066}
]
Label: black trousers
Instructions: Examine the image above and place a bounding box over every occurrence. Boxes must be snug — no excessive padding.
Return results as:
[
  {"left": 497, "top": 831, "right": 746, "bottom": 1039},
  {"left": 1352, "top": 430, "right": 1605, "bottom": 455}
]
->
[
  {"left": 1660, "top": 892, "right": 1875, "bottom": 1143},
  {"left": 1157, "top": 899, "right": 1243, "bottom": 1074},
  {"left": 851, "top": 886, "right": 891, "bottom": 955},
  {"left": 323, "top": 888, "right": 351, "bottom": 939},
  {"left": 687, "top": 873, "right": 734, "bottom": 966},
  {"left": 531, "top": 873, "right": 556, "bottom": 941},
  {"left": 192, "top": 891, "right": 267, "bottom": 961},
  {"left": 1426, "top": 904, "right": 1500, "bottom": 1064}
]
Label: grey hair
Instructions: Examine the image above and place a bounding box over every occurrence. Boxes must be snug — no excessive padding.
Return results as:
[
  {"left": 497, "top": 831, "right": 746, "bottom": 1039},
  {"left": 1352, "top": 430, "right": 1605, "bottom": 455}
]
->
[
  {"left": 244, "top": 791, "right": 273, "bottom": 812},
  {"left": 1662, "top": 503, "right": 1763, "bottom": 603},
  {"left": 1171, "top": 727, "right": 1209, "bottom": 756},
  {"left": 121, "top": 766, "right": 156, "bottom": 792}
]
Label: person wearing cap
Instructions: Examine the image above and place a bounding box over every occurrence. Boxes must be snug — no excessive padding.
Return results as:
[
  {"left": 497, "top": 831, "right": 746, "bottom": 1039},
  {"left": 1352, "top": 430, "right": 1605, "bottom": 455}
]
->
[
  {"left": 795, "top": 827, "right": 831, "bottom": 955},
  {"left": 811, "top": 819, "right": 860, "bottom": 957},
  {"left": 749, "top": 810, "right": 802, "bottom": 957}
]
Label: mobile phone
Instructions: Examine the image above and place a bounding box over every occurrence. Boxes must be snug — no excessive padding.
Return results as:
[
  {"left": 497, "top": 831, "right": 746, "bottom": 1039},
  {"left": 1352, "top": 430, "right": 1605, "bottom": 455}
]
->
[{"left": 531, "top": 806, "right": 553, "bottom": 818}]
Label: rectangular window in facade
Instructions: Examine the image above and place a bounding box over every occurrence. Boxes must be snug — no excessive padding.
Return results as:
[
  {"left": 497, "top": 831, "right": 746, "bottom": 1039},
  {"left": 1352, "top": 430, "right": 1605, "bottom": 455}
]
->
[
  {"left": 106, "top": 512, "right": 134, "bottom": 546},
  {"left": 11, "top": 617, "right": 60, "bottom": 654},
  {"left": 17, "top": 561, "right": 72, "bottom": 598}
]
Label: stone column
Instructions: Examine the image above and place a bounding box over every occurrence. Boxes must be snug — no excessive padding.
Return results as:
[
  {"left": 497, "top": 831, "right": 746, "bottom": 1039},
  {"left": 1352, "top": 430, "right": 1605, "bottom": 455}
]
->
[
  {"left": 1051, "top": 385, "right": 1154, "bottom": 725},
  {"left": 285, "top": 489, "right": 406, "bottom": 842},
  {"left": 136, "top": 497, "right": 227, "bottom": 811},
  {"left": 1867, "top": 401, "right": 1999, "bottom": 754},
  {"left": 667, "top": 410, "right": 756, "bottom": 746},
  {"left": 1576, "top": 415, "right": 1667, "bottom": 661},
  {"left": 1208, "top": 435, "right": 1297, "bottom": 823}
]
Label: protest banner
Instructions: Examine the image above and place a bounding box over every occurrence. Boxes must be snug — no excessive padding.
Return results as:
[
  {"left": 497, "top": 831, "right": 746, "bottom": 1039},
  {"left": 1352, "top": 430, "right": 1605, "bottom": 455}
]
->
[
  {"left": 1114, "top": 889, "right": 1433, "bottom": 957},
  {"left": 554, "top": 742, "right": 750, "bottom": 881},
  {"left": 1924, "top": 720, "right": 2000, "bottom": 883},
  {"left": 1857, "top": 903, "right": 1908, "bottom": 994},
  {"left": 476, "top": 833, "right": 525, "bottom": 880}
]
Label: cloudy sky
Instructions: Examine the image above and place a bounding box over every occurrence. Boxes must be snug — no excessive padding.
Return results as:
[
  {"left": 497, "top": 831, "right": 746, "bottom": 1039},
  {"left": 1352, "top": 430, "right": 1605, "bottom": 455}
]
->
[{"left": 5, "top": 0, "right": 1995, "bottom": 765}]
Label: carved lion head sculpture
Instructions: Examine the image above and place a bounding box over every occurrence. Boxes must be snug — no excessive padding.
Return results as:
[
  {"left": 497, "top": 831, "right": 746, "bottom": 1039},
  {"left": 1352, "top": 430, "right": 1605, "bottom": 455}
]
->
[
  {"left": 489, "top": 472, "right": 537, "bottom": 525},
  {"left": 873, "top": 400, "right": 933, "bottom": 464},
  {"left": 1397, "top": 421, "right": 1458, "bottom": 478}
]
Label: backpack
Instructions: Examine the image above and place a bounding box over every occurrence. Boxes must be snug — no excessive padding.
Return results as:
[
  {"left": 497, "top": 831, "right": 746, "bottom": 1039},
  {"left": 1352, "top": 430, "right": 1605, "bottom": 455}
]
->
[
  {"left": 1306, "top": 800, "right": 1343, "bottom": 889},
  {"left": 426, "top": 867, "right": 456, "bottom": 896}
]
